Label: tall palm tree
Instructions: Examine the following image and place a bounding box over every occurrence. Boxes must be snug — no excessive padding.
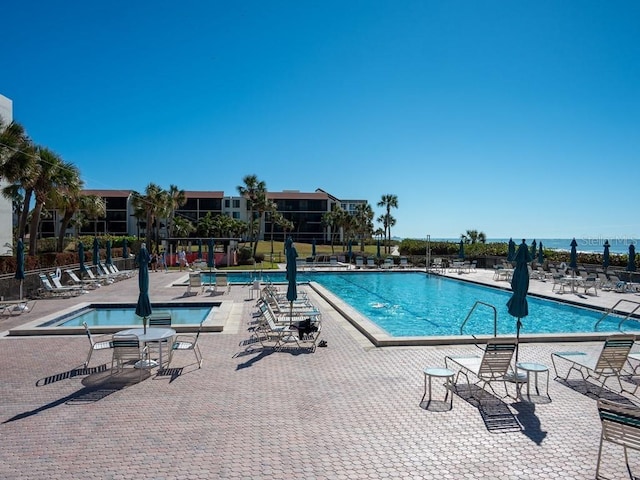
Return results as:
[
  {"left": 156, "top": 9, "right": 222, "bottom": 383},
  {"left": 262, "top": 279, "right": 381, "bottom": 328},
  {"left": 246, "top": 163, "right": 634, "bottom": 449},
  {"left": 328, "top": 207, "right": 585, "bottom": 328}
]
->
[
  {"left": 322, "top": 204, "right": 343, "bottom": 253},
  {"left": 377, "top": 194, "right": 398, "bottom": 254},
  {"left": 131, "top": 183, "right": 165, "bottom": 250},
  {"left": 27, "top": 147, "right": 69, "bottom": 255},
  {"left": 354, "top": 203, "right": 374, "bottom": 251},
  {"left": 237, "top": 174, "right": 266, "bottom": 255},
  {"left": 0, "top": 122, "right": 38, "bottom": 243},
  {"left": 48, "top": 161, "right": 82, "bottom": 251},
  {"left": 166, "top": 184, "right": 186, "bottom": 238},
  {"left": 73, "top": 194, "right": 106, "bottom": 239}
]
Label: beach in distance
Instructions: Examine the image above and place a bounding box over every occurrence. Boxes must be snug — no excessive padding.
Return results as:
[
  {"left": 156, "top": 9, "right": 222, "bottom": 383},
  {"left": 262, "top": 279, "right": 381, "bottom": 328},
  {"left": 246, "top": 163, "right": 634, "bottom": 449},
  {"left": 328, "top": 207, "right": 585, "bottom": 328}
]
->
[{"left": 430, "top": 238, "right": 637, "bottom": 255}]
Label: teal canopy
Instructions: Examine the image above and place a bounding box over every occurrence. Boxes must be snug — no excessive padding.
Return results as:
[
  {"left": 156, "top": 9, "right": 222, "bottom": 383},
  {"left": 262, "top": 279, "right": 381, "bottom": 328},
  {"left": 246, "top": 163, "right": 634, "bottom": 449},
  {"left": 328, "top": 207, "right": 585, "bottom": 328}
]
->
[
  {"left": 506, "top": 240, "right": 532, "bottom": 364},
  {"left": 603, "top": 240, "right": 610, "bottom": 270},
  {"left": 78, "top": 242, "right": 87, "bottom": 274},
  {"left": 507, "top": 238, "right": 516, "bottom": 262},
  {"left": 135, "top": 244, "right": 153, "bottom": 332},
  {"left": 458, "top": 240, "right": 464, "bottom": 259},
  {"left": 15, "top": 238, "right": 25, "bottom": 301},
  {"left": 628, "top": 244, "right": 637, "bottom": 272},
  {"left": 105, "top": 240, "right": 112, "bottom": 266},
  {"left": 569, "top": 238, "right": 578, "bottom": 270},
  {"left": 93, "top": 237, "right": 100, "bottom": 266},
  {"left": 537, "top": 241, "right": 544, "bottom": 265},
  {"left": 207, "top": 238, "right": 215, "bottom": 268},
  {"left": 197, "top": 239, "right": 203, "bottom": 259},
  {"left": 530, "top": 239, "right": 537, "bottom": 260}
]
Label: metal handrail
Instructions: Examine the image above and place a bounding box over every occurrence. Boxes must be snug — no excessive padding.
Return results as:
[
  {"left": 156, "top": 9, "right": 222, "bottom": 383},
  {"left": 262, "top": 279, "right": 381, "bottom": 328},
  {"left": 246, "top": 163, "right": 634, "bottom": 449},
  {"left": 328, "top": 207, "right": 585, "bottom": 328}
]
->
[
  {"left": 593, "top": 299, "right": 640, "bottom": 332},
  {"left": 460, "top": 301, "right": 498, "bottom": 337}
]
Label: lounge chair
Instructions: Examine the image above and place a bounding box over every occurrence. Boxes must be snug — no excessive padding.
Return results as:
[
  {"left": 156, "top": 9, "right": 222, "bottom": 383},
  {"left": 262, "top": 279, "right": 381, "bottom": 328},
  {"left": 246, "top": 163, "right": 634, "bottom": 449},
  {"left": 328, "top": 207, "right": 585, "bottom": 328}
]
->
[
  {"left": 551, "top": 334, "right": 635, "bottom": 397},
  {"left": 185, "top": 273, "right": 203, "bottom": 296},
  {"left": 37, "top": 274, "right": 84, "bottom": 298},
  {"left": 86, "top": 266, "right": 114, "bottom": 284},
  {"left": 365, "top": 258, "right": 377, "bottom": 269},
  {"left": 65, "top": 269, "right": 102, "bottom": 289},
  {"left": 596, "top": 398, "right": 640, "bottom": 479},
  {"left": 381, "top": 257, "right": 394, "bottom": 269},
  {"left": 83, "top": 321, "right": 112, "bottom": 367},
  {"left": 355, "top": 257, "right": 364, "bottom": 269},
  {"left": 49, "top": 272, "right": 88, "bottom": 294},
  {"left": 0, "top": 298, "right": 34, "bottom": 316},
  {"left": 582, "top": 275, "right": 598, "bottom": 296},
  {"left": 399, "top": 256, "right": 410, "bottom": 269},
  {"left": 215, "top": 274, "right": 230, "bottom": 294},
  {"left": 445, "top": 338, "right": 518, "bottom": 400}
]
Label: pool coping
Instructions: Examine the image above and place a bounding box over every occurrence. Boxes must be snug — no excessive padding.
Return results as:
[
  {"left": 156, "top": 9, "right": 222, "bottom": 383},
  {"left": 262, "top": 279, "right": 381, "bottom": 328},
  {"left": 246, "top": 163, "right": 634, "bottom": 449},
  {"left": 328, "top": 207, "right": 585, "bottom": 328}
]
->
[{"left": 7, "top": 300, "right": 229, "bottom": 336}]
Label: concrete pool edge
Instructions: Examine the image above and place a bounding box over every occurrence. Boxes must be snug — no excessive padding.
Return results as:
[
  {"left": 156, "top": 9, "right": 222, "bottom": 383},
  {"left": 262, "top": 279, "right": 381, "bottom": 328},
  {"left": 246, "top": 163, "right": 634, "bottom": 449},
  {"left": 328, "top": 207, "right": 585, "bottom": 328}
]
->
[
  {"left": 7, "top": 300, "right": 230, "bottom": 336},
  {"left": 308, "top": 280, "right": 640, "bottom": 347}
]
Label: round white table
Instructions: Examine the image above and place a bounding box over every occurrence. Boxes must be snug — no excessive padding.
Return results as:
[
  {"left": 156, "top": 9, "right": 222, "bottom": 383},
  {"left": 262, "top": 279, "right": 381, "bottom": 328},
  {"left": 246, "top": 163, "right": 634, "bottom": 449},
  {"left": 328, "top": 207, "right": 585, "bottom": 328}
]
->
[
  {"left": 422, "top": 367, "right": 455, "bottom": 410},
  {"left": 516, "top": 362, "right": 550, "bottom": 402},
  {"left": 115, "top": 327, "right": 176, "bottom": 368}
]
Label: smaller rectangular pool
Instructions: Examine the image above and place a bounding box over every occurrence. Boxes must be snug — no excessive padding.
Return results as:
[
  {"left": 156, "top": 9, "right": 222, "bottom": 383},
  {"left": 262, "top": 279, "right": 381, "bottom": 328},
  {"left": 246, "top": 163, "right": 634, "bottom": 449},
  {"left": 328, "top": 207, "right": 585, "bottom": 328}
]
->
[{"left": 8, "top": 302, "right": 224, "bottom": 336}]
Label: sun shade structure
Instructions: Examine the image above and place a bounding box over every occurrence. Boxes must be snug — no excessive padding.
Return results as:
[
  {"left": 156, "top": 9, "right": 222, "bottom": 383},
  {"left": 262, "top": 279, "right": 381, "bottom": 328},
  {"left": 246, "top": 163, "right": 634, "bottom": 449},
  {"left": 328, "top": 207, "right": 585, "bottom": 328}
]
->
[
  {"left": 135, "top": 244, "right": 153, "bottom": 334},
  {"left": 538, "top": 241, "right": 544, "bottom": 265},
  {"left": 312, "top": 238, "right": 316, "bottom": 257},
  {"left": 93, "top": 237, "right": 100, "bottom": 266},
  {"left": 197, "top": 239, "right": 203, "bottom": 259},
  {"left": 285, "top": 237, "right": 298, "bottom": 325},
  {"left": 569, "top": 238, "right": 578, "bottom": 271},
  {"left": 105, "top": 240, "right": 112, "bottom": 266},
  {"left": 506, "top": 239, "right": 532, "bottom": 365},
  {"left": 530, "top": 239, "right": 537, "bottom": 260},
  {"left": 458, "top": 240, "right": 464, "bottom": 260},
  {"left": 603, "top": 240, "right": 610, "bottom": 270},
  {"left": 628, "top": 244, "right": 637, "bottom": 272},
  {"left": 207, "top": 238, "right": 215, "bottom": 269},
  {"left": 507, "top": 238, "right": 516, "bottom": 262},
  {"left": 78, "top": 242, "right": 87, "bottom": 276}
]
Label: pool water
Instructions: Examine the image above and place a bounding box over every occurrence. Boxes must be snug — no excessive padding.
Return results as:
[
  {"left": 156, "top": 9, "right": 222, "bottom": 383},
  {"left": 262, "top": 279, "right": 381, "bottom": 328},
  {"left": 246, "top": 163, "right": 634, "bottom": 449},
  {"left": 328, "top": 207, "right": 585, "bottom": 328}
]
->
[
  {"left": 40, "top": 303, "right": 217, "bottom": 328},
  {"left": 222, "top": 271, "right": 638, "bottom": 337}
]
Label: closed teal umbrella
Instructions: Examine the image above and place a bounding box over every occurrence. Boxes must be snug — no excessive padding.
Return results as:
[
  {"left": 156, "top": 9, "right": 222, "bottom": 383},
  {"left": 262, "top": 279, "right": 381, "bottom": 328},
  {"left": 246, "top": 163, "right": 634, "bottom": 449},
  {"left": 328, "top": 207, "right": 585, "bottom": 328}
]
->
[
  {"left": 376, "top": 239, "right": 381, "bottom": 258},
  {"left": 507, "top": 238, "right": 516, "bottom": 262},
  {"left": 347, "top": 240, "right": 352, "bottom": 262},
  {"left": 15, "top": 238, "right": 25, "bottom": 302},
  {"left": 93, "top": 237, "right": 100, "bottom": 266},
  {"left": 311, "top": 238, "right": 316, "bottom": 257},
  {"left": 285, "top": 237, "right": 298, "bottom": 325},
  {"left": 628, "top": 244, "right": 637, "bottom": 272},
  {"left": 197, "top": 239, "right": 203, "bottom": 260},
  {"left": 207, "top": 238, "right": 215, "bottom": 269},
  {"left": 135, "top": 244, "right": 153, "bottom": 334},
  {"left": 122, "top": 238, "right": 128, "bottom": 259},
  {"left": 105, "top": 240, "right": 113, "bottom": 266},
  {"left": 569, "top": 238, "right": 578, "bottom": 271},
  {"left": 507, "top": 239, "right": 532, "bottom": 364},
  {"left": 458, "top": 240, "right": 465, "bottom": 260},
  {"left": 537, "top": 241, "right": 544, "bottom": 265},
  {"left": 603, "top": 240, "right": 610, "bottom": 270},
  {"left": 530, "top": 239, "right": 537, "bottom": 261}
]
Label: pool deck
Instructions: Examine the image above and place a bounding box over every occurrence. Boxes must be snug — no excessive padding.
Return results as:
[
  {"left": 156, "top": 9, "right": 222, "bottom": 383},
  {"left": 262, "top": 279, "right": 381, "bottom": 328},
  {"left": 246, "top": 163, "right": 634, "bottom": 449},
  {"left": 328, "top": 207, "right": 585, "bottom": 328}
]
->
[{"left": 1, "top": 267, "right": 640, "bottom": 478}]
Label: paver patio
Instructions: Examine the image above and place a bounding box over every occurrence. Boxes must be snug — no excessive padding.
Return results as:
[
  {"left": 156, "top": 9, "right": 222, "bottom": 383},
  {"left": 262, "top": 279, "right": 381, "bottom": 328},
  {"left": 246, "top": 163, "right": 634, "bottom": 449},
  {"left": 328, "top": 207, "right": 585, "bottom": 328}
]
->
[{"left": 1, "top": 267, "right": 639, "bottom": 479}]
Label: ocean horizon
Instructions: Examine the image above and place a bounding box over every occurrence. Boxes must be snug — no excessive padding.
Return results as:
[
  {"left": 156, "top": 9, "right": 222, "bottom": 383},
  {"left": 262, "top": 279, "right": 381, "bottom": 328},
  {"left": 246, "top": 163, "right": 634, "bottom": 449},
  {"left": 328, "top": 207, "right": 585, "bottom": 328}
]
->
[{"left": 426, "top": 237, "right": 637, "bottom": 255}]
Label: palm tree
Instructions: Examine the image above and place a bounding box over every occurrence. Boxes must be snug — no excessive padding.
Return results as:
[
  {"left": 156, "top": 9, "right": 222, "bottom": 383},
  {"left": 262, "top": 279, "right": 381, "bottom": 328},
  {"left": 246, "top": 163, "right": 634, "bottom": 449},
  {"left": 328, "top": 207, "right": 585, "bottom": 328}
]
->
[
  {"left": 377, "top": 194, "right": 398, "bottom": 254},
  {"left": 48, "top": 162, "right": 83, "bottom": 251},
  {"left": 132, "top": 183, "right": 165, "bottom": 251},
  {"left": 353, "top": 203, "right": 374, "bottom": 251},
  {"left": 73, "top": 194, "right": 106, "bottom": 239},
  {"left": 27, "top": 147, "right": 71, "bottom": 255},
  {"left": 322, "top": 204, "right": 343, "bottom": 253},
  {"left": 236, "top": 174, "right": 266, "bottom": 254},
  {"left": 166, "top": 184, "right": 186, "bottom": 238},
  {"left": 0, "top": 121, "right": 38, "bottom": 243},
  {"left": 461, "top": 229, "right": 487, "bottom": 244},
  {"left": 196, "top": 212, "right": 216, "bottom": 237}
]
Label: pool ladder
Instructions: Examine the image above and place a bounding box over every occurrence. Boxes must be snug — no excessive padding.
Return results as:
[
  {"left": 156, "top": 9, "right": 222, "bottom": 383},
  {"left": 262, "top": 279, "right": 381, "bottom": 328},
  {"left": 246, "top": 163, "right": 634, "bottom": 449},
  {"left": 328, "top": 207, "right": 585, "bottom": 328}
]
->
[
  {"left": 594, "top": 299, "right": 640, "bottom": 332},
  {"left": 460, "top": 301, "right": 498, "bottom": 338}
]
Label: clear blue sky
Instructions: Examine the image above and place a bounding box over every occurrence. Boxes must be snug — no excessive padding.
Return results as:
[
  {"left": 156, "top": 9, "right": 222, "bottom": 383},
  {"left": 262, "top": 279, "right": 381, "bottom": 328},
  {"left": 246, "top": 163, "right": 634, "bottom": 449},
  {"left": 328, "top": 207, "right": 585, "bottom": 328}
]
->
[{"left": 3, "top": 1, "right": 639, "bottom": 240}]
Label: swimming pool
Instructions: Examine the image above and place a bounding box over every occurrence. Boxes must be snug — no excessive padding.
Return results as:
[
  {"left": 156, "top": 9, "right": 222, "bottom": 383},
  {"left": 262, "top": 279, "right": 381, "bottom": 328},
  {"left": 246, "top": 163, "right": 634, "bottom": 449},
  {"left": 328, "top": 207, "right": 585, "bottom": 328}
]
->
[
  {"left": 9, "top": 302, "right": 225, "bottom": 336},
  {"left": 222, "top": 271, "right": 639, "bottom": 338}
]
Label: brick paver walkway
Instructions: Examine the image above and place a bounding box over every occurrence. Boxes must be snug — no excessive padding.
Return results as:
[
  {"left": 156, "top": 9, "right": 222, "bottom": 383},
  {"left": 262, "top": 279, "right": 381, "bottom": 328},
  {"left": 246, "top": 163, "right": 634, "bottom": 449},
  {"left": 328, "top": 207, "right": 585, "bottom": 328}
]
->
[{"left": 1, "top": 268, "right": 639, "bottom": 479}]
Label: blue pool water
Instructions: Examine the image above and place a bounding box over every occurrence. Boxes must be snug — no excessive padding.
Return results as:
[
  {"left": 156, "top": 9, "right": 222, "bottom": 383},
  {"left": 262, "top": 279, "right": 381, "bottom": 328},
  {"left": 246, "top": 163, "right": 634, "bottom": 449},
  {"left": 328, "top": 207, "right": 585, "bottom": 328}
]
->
[
  {"left": 220, "top": 271, "right": 639, "bottom": 337},
  {"left": 39, "top": 303, "right": 217, "bottom": 328}
]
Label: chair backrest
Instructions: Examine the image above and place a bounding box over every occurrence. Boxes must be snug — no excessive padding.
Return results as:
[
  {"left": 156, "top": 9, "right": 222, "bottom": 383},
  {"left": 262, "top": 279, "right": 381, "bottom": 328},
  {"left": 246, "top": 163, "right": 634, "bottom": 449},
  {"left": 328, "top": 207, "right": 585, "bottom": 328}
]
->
[
  {"left": 49, "top": 273, "right": 65, "bottom": 288},
  {"left": 148, "top": 314, "right": 172, "bottom": 327},
  {"left": 356, "top": 257, "right": 364, "bottom": 266},
  {"left": 66, "top": 269, "right": 81, "bottom": 282},
  {"left": 215, "top": 274, "right": 228, "bottom": 286},
  {"left": 367, "top": 258, "right": 375, "bottom": 266},
  {"left": 39, "top": 274, "right": 55, "bottom": 291},
  {"left": 595, "top": 335, "right": 635, "bottom": 373},
  {"left": 112, "top": 335, "right": 141, "bottom": 361},
  {"left": 598, "top": 399, "right": 640, "bottom": 450},
  {"left": 477, "top": 339, "right": 517, "bottom": 378}
]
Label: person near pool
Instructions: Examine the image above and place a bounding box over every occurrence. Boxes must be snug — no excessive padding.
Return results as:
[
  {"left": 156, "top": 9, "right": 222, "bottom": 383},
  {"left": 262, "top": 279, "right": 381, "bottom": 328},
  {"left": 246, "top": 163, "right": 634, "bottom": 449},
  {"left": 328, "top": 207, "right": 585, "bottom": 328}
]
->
[{"left": 178, "top": 248, "right": 187, "bottom": 272}]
